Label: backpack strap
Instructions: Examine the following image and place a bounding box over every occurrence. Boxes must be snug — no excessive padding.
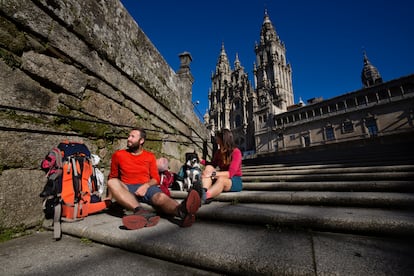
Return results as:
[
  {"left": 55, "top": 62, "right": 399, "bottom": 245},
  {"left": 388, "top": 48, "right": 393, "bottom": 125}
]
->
[
  {"left": 53, "top": 203, "right": 62, "bottom": 240},
  {"left": 52, "top": 147, "right": 63, "bottom": 169},
  {"left": 160, "top": 173, "right": 165, "bottom": 186},
  {"left": 69, "top": 156, "right": 83, "bottom": 203}
]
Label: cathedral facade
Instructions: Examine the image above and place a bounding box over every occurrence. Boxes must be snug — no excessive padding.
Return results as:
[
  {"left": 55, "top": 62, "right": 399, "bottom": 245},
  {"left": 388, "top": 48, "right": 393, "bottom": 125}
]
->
[
  {"left": 204, "top": 43, "right": 255, "bottom": 153},
  {"left": 205, "top": 11, "right": 414, "bottom": 157}
]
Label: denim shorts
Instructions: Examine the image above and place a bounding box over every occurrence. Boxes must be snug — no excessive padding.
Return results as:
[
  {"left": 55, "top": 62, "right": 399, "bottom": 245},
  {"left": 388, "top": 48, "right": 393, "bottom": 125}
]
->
[
  {"left": 126, "top": 184, "right": 162, "bottom": 204},
  {"left": 230, "top": 176, "right": 243, "bottom": 192}
]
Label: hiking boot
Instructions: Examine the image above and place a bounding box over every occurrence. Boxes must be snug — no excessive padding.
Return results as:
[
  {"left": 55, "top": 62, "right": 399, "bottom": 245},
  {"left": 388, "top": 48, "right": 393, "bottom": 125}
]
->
[
  {"left": 134, "top": 207, "right": 155, "bottom": 217},
  {"left": 135, "top": 208, "right": 161, "bottom": 227},
  {"left": 145, "top": 215, "right": 161, "bottom": 227},
  {"left": 106, "top": 201, "right": 125, "bottom": 218},
  {"left": 192, "top": 177, "right": 204, "bottom": 206},
  {"left": 122, "top": 208, "right": 161, "bottom": 230},
  {"left": 122, "top": 214, "right": 147, "bottom": 230},
  {"left": 178, "top": 189, "right": 201, "bottom": 227}
]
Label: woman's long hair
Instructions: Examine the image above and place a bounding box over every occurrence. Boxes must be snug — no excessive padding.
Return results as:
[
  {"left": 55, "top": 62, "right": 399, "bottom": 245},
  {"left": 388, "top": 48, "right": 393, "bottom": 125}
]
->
[{"left": 216, "top": 128, "right": 236, "bottom": 166}]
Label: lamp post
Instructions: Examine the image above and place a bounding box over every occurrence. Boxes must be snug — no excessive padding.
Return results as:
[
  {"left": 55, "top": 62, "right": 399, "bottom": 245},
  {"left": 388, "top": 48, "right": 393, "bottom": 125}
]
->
[{"left": 192, "top": 100, "right": 203, "bottom": 119}]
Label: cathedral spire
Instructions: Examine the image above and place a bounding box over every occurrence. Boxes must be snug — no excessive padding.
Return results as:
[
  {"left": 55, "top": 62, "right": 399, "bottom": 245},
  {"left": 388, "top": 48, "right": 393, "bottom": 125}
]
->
[
  {"left": 260, "top": 9, "right": 277, "bottom": 44},
  {"left": 263, "top": 9, "right": 271, "bottom": 24},
  {"left": 234, "top": 53, "right": 241, "bottom": 70},
  {"left": 219, "top": 42, "right": 227, "bottom": 61},
  {"left": 361, "top": 51, "right": 383, "bottom": 88},
  {"left": 216, "top": 42, "right": 230, "bottom": 73}
]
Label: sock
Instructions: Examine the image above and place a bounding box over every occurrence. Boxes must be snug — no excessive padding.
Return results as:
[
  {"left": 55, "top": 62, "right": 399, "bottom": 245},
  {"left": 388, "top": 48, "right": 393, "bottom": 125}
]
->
[
  {"left": 104, "top": 199, "right": 112, "bottom": 208},
  {"left": 206, "top": 190, "right": 212, "bottom": 199},
  {"left": 176, "top": 205, "right": 185, "bottom": 219}
]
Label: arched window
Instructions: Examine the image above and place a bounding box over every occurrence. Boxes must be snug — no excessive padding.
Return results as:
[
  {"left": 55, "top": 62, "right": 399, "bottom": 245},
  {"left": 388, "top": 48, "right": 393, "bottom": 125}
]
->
[
  {"left": 365, "top": 117, "right": 378, "bottom": 136},
  {"left": 325, "top": 125, "right": 335, "bottom": 141},
  {"left": 234, "top": 100, "right": 240, "bottom": 110},
  {"left": 342, "top": 119, "right": 354, "bottom": 133},
  {"left": 302, "top": 134, "right": 311, "bottom": 147}
]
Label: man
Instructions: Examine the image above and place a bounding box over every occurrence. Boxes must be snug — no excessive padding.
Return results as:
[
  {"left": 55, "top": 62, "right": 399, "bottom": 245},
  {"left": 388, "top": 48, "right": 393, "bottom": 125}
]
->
[{"left": 107, "top": 127, "right": 200, "bottom": 230}]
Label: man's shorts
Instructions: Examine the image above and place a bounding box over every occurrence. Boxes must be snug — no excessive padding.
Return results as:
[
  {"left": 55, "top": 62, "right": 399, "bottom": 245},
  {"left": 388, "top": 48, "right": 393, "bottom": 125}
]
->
[
  {"left": 230, "top": 176, "right": 243, "bottom": 192},
  {"left": 126, "top": 184, "right": 162, "bottom": 204}
]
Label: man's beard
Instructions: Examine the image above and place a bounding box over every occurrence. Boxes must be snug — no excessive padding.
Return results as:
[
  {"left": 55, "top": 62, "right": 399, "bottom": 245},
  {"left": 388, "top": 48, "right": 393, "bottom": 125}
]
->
[{"left": 127, "top": 141, "right": 140, "bottom": 152}]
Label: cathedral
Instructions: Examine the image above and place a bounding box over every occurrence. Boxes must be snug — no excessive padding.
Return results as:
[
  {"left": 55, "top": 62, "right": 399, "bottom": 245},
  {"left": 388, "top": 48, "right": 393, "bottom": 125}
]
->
[{"left": 204, "top": 10, "right": 414, "bottom": 157}]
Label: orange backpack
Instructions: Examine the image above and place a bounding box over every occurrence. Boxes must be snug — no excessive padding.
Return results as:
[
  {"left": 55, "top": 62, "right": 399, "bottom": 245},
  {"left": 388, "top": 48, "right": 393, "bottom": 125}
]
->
[{"left": 40, "top": 141, "right": 107, "bottom": 240}]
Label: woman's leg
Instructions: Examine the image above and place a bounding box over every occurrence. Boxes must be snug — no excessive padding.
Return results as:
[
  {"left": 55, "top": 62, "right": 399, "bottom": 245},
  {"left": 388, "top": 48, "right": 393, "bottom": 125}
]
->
[
  {"left": 201, "top": 165, "right": 215, "bottom": 189},
  {"left": 206, "top": 177, "right": 232, "bottom": 199}
]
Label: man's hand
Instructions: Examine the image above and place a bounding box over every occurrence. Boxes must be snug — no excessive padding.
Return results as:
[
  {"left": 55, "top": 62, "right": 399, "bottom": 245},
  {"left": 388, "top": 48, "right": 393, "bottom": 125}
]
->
[{"left": 135, "top": 183, "right": 150, "bottom": 197}]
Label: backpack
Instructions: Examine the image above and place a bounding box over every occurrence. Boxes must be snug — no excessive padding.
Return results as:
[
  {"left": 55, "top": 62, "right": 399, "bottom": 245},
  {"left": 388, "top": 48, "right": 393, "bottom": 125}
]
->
[
  {"left": 40, "top": 141, "right": 107, "bottom": 240},
  {"left": 156, "top": 157, "right": 174, "bottom": 196},
  {"left": 89, "top": 154, "right": 105, "bottom": 202},
  {"left": 171, "top": 151, "right": 202, "bottom": 192},
  {"left": 159, "top": 170, "right": 174, "bottom": 196}
]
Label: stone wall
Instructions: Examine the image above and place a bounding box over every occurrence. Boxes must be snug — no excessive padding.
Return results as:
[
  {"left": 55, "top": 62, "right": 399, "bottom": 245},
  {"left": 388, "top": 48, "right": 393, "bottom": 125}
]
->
[{"left": 0, "top": 0, "right": 210, "bottom": 229}]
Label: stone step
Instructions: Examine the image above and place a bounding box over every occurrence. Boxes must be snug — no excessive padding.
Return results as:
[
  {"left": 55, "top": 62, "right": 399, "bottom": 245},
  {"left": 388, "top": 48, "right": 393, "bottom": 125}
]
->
[
  {"left": 42, "top": 213, "right": 414, "bottom": 275},
  {"left": 243, "top": 142, "right": 414, "bottom": 167},
  {"left": 241, "top": 171, "right": 414, "bottom": 181},
  {"left": 171, "top": 190, "right": 414, "bottom": 209},
  {"left": 121, "top": 195, "right": 414, "bottom": 237},
  {"left": 242, "top": 180, "right": 414, "bottom": 192},
  {"left": 243, "top": 153, "right": 414, "bottom": 167},
  {"left": 242, "top": 164, "right": 414, "bottom": 174},
  {"left": 194, "top": 202, "right": 414, "bottom": 237}
]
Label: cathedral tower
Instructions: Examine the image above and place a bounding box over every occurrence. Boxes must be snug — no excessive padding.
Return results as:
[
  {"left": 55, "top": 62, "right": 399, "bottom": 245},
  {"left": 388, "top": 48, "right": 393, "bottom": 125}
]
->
[
  {"left": 361, "top": 52, "right": 383, "bottom": 88},
  {"left": 206, "top": 10, "right": 293, "bottom": 154},
  {"left": 251, "top": 10, "right": 294, "bottom": 152},
  {"left": 208, "top": 43, "right": 231, "bottom": 133},
  {"left": 207, "top": 43, "right": 255, "bottom": 152},
  {"left": 253, "top": 10, "right": 294, "bottom": 123}
]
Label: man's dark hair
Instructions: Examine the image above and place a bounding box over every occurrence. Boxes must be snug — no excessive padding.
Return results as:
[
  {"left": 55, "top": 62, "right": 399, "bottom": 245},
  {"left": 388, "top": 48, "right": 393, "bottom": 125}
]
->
[
  {"left": 138, "top": 127, "right": 147, "bottom": 140},
  {"left": 132, "top": 127, "right": 146, "bottom": 142}
]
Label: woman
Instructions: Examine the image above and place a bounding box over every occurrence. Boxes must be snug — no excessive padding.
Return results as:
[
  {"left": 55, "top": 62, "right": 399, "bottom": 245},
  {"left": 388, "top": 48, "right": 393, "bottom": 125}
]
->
[{"left": 201, "top": 128, "right": 242, "bottom": 203}]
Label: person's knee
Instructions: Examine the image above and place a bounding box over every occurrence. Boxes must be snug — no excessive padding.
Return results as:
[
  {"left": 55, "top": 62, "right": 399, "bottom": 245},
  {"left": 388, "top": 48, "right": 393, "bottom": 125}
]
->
[
  {"left": 203, "top": 165, "right": 215, "bottom": 177},
  {"left": 107, "top": 178, "right": 122, "bottom": 192},
  {"left": 107, "top": 178, "right": 116, "bottom": 189},
  {"left": 151, "top": 192, "right": 165, "bottom": 204},
  {"left": 217, "top": 178, "right": 232, "bottom": 191}
]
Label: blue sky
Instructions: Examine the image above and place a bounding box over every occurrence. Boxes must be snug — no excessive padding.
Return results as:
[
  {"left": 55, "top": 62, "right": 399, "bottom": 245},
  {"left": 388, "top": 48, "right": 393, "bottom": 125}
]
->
[{"left": 120, "top": 0, "right": 414, "bottom": 120}]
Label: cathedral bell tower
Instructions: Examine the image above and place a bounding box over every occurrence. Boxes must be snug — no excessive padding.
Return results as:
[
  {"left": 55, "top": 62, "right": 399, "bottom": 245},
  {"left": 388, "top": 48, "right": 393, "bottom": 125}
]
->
[
  {"left": 207, "top": 43, "right": 255, "bottom": 152},
  {"left": 253, "top": 10, "right": 294, "bottom": 126},
  {"left": 361, "top": 51, "right": 383, "bottom": 88},
  {"left": 208, "top": 43, "right": 232, "bottom": 133}
]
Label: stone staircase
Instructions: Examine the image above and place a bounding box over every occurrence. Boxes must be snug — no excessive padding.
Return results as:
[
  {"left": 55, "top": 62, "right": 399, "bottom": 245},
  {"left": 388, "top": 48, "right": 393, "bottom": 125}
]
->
[
  {"left": 172, "top": 156, "right": 414, "bottom": 237},
  {"left": 46, "top": 142, "right": 414, "bottom": 275}
]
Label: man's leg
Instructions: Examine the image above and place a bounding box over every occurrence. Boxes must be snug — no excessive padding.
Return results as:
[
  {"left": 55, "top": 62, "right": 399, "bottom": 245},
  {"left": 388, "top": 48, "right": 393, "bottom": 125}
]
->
[
  {"left": 107, "top": 178, "right": 140, "bottom": 211},
  {"left": 176, "top": 190, "right": 201, "bottom": 227},
  {"left": 108, "top": 179, "right": 159, "bottom": 230},
  {"left": 151, "top": 192, "right": 179, "bottom": 215},
  {"left": 152, "top": 190, "right": 200, "bottom": 227}
]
